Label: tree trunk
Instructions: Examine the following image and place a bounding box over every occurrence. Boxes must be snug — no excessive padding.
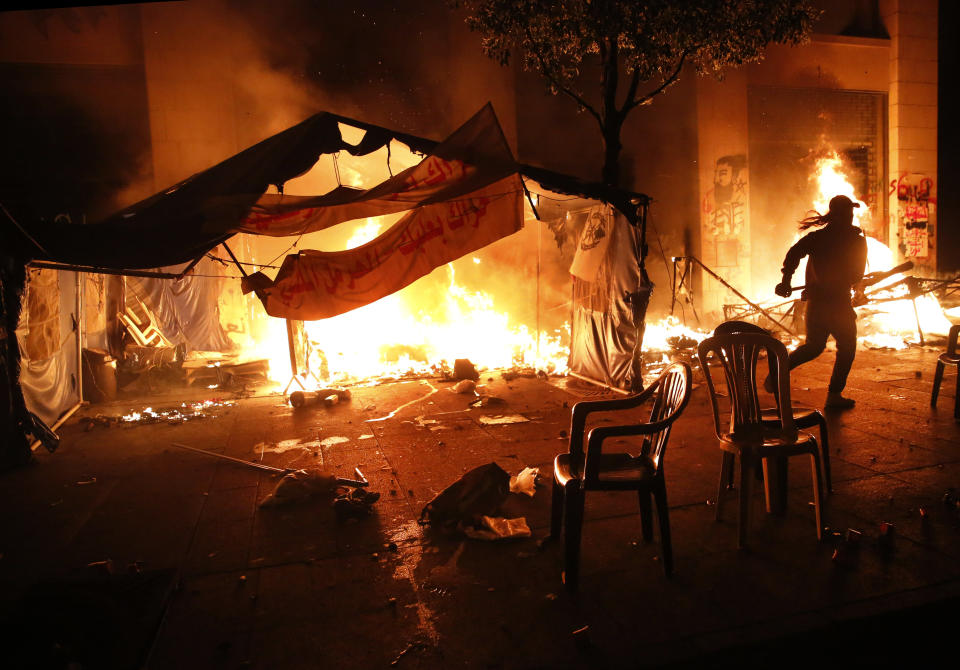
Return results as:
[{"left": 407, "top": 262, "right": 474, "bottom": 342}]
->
[
  {"left": 1, "top": 258, "right": 32, "bottom": 469},
  {"left": 601, "top": 123, "right": 622, "bottom": 188}
]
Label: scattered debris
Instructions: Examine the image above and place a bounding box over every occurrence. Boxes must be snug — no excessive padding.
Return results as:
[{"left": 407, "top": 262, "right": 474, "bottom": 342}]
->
[
  {"left": 452, "top": 379, "right": 477, "bottom": 394},
  {"left": 333, "top": 488, "right": 382, "bottom": 521},
  {"left": 502, "top": 368, "right": 538, "bottom": 381},
  {"left": 259, "top": 436, "right": 350, "bottom": 455},
  {"left": 260, "top": 469, "right": 371, "bottom": 508},
  {"left": 413, "top": 416, "right": 442, "bottom": 430},
  {"left": 478, "top": 414, "right": 530, "bottom": 425},
  {"left": 419, "top": 462, "right": 510, "bottom": 530},
  {"left": 463, "top": 516, "right": 532, "bottom": 540},
  {"left": 390, "top": 639, "right": 430, "bottom": 666},
  {"left": 171, "top": 442, "right": 294, "bottom": 475},
  {"left": 288, "top": 388, "right": 352, "bottom": 408},
  {"left": 470, "top": 395, "right": 506, "bottom": 408},
  {"left": 80, "top": 415, "right": 117, "bottom": 431},
  {"left": 832, "top": 528, "right": 862, "bottom": 569},
  {"left": 452, "top": 358, "right": 479, "bottom": 381},
  {"left": 509, "top": 467, "right": 539, "bottom": 497}
]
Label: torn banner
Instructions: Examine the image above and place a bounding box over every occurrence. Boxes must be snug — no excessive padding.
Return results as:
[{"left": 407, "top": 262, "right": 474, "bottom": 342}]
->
[
  {"left": 236, "top": 103, "right": 516, "bottom": 237},
  {"left": 251, "top": 174, "right": 524, "bottom": 320}
]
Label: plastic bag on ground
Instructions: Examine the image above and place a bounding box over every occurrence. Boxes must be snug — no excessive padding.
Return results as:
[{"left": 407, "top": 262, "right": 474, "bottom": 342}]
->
[
  {"left": 509, "top": 467, "right": 539, "bottom": 497},
  {"left": 419, "top": 462, "right": 509, "bottom": 529}
]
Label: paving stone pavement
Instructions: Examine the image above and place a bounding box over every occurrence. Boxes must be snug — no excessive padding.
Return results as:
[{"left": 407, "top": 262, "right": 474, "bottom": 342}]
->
[{"left": 1, "top": 346, "right": 959, "bottom": 668}]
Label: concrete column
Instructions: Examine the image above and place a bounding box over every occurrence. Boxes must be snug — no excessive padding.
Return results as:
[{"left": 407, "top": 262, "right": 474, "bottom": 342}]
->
[
  {"left": 880, "top": 0, "right": 938, "bottom": 272},
  {"left": 696, "top": 70, "right": 751, "bottom": 320}
]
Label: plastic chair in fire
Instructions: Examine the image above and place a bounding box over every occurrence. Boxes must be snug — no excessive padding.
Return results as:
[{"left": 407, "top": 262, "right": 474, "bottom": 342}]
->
[
  {"left": 549, "top": 362, "right": 692, "bottom": 591},
  {"left": 931, "top": 324, "right": 960, "bottom": 420},
  {"left": 118, "top": 295, "right": 172, "bottom": 348},
  {"left": 697, "top": 331, "right": 825, "bottom": 549},
  {"left": 713, "top": 321, "right": 832, "bottom": 493}
]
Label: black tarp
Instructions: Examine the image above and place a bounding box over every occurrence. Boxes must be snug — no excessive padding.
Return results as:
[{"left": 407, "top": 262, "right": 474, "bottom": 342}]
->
[
  {"left": 9, "top": 104, "right": 647, "bottom": 271},
  {"left": 1, "top": 104, "right": 652, "bottom": 466}
]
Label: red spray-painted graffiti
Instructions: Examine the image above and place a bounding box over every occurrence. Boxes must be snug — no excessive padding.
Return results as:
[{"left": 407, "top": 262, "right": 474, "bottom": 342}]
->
[{"left": 891, "top": 173, "right": 935, "bottom": 258}]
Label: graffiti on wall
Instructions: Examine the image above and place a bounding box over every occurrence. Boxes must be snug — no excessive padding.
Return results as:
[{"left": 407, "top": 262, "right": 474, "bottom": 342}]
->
[
  {"left": 702, "top": 155, "right": 748, "bottom": 242},
  {"left": 890, "top": 173, "right": 935, "bottom": 258},
  {"left": 700, "top": 154, "right": 750, "bottom": 309}
]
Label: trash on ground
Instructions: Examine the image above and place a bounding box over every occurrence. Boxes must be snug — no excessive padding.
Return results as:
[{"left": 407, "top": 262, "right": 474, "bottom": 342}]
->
[
  {"left": 288, "top": 388, "right": 352, "bottom": 408},
  {"left": 478, "top": 414, "right": 530, "bottom": 425},
  {"left": 502, "top": 368, "right": 539, "bottom": 381},
  {"left": 462, "top": 515, "right": 531, "bottom": 540},
  {"left": 509, "top": 467, "right": 539, "bottom": 497},
  {"left": 419, "top": 462, "right": 510, "bottom": 530},
  {"left": 334, "top": 488, "right": 381, "bottom": 521},
  {"left": 258, "top": 435, "right": 350, "bottom": 455},
  {"left": 452, "top": 379, "right": 477, "bottom": 394},
  {"left": 832, "top": 529, "right": 862, "bottom": 569},
  {"left": 470, "top": 395, "right": 506, "bottom": 408},
  {"left": 413, "top": 415, "right": 443, "bottom": 430},
  {"left": 260, "top": 470, "right": 340, "bottom": 507},
  {"left": 259, "top": 439, "right": 308, "bottom": 455},
  {"left": 452, "top": 358, "right": 479, "bottom": 381},
  {"left": 259, "top": 466, "right": 369, "bottom": 508}
]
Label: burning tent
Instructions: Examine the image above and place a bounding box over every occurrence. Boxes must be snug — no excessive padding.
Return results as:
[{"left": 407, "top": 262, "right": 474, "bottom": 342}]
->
[{"left": 2, "top": 104, "right": 651, "bottom": 462}]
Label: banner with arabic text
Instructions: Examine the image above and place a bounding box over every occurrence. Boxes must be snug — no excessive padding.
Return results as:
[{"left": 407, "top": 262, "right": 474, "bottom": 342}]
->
[{"left": 257, "top": 174, "right": 523, "bottom": 320}]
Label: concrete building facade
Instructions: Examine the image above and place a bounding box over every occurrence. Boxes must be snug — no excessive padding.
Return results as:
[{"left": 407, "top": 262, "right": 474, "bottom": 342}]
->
[{"left": 0, "top": 1, "right": 947, "bottom": 324}]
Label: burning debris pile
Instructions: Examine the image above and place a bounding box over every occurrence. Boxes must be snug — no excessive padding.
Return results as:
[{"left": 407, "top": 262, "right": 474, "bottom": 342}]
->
[
  {"left": 691, "top": 150, "right": 958, "bottom": 351},
  {"left": 80, "top": 399, "right": 235, "bottom": 430},
  {"left": 640, "top": 316, "right": 711, "bottom": 379}
]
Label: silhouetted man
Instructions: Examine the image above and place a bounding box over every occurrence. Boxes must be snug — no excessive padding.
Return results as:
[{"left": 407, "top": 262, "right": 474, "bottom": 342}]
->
[{"left": 773, "top": 195, "right": 868, "bottom": 409}]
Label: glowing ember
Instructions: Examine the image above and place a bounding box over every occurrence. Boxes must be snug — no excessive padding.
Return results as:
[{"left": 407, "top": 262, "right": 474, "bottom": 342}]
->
[
  {"left": 120, "top": 399, "right": 234, "bottom": 424},
  {"left": 644, "top": 316, "right": 710, "bottom": 352}
]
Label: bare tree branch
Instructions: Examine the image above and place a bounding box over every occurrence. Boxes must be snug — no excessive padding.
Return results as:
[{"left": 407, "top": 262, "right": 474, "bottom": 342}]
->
[
  {"left": 619, "top": 69, "right": 642, "bottom": 117},
  {"left": 627, "top": 51, "right": 687, "bottom": 112}
]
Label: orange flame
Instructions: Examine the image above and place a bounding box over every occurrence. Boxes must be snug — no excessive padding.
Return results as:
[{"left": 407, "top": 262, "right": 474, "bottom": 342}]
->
[
  {"left": 806, "top": 152, "right": 951, "bottom": 348},
  {"left": 243, "top": 217, "right": 568, "bottom": 389}
]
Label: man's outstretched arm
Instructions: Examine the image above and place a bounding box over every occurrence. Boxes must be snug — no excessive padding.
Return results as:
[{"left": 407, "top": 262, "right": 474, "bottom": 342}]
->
[{"left": 775, "top": 234, "right": 814, "bottom": 297}]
